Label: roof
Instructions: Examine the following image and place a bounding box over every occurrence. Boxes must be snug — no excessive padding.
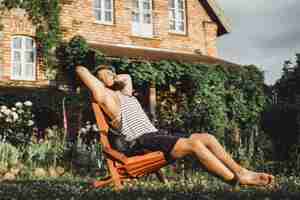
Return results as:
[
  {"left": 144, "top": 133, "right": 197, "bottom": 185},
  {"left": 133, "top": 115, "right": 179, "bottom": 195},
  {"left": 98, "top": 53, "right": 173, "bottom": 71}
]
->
[
  {"left": 199, "top": 0, "right": 232, "bottom": 36},
  {"left": 90, "top": 43, "right": 239, "bottom": 66}
]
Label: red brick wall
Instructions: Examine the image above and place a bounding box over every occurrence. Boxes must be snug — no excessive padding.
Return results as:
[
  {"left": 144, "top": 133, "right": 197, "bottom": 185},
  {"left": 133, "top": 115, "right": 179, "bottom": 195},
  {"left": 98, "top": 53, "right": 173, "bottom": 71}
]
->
[
  {"left": 0, "top": 0, "right": 219, "bottom": 85},
  {"left": 60, "top": 0, "right": 218, "bottom": 56},
  {"left": 0, "top": 8, "right": 46, "bottom": 82}
]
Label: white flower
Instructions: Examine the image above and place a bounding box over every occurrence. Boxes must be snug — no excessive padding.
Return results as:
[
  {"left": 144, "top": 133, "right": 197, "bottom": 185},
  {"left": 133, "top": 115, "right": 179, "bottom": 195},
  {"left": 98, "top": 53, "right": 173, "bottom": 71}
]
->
[
  {"left": 1, "top": 105, "right": 8, "bottom": 110},
  {"left": 79, "top": 127, "right": 87, "bottom": 134},
  {"left": 11, "top": 112, "right": 19, "bottom": 122},
  {"left": 5, "top": 118, "right": 13, "bottom": 123},
  {"left": 92, "top": 124, "right": 99, "bottom": 131},
  {"left": 11, "top": 107, "right": 17, "bottom": 111},
  {"left": 86, "top": 124, "right": 91, "bottom": 131},
  {"left": 0, "top": 113, "right": 3, "bottom": 118},
  {"left": 15, "top": 102, "right": 23, "bottom": 108},
  {"left": 2, "top": 108, "right": 11, "bottom": 115},
  {"left": 24, "top": 101, "right": 33, "bottom": 107},
  {"left": 86, "top": 121, "right": 91, "bottom": 125},
  {"left": 27, "top": 120, "right": 34, "bottom": 126}
]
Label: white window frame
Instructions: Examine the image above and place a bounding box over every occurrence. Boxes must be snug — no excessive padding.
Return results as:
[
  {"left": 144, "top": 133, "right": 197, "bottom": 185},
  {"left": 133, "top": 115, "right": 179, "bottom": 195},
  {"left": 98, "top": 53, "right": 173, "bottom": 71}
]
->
[
  {"left": 93, "top": 0, "right": 114, "bottom": 25},
  {"left": 131, "top": 0, "right": 153, "bottom": 38},
  {"left": 11, "top": 36, "right": 36, "bottom": 81},
  {"left": 168, "top": 0, "right": 187, "bottom": 34}
]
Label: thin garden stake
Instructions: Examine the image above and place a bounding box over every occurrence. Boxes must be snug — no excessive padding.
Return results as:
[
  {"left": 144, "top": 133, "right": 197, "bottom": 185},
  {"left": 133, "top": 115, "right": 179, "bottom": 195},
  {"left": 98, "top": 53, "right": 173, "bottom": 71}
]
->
[{"left": 63, "top": 97, "right": 68, "bottom": 141}]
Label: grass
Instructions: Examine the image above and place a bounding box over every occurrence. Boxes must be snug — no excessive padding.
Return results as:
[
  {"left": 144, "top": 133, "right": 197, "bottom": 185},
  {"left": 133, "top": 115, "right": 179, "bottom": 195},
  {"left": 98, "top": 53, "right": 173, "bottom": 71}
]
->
[{"left": 1, "top": 173, "right": 300, "bottom": 200}]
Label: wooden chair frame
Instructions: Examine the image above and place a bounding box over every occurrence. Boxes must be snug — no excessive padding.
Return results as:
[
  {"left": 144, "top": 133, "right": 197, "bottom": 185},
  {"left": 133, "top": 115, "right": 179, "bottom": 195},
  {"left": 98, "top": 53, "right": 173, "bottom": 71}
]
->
[{"left": 91, "top": 101, "right": 168, "bottom": 190}]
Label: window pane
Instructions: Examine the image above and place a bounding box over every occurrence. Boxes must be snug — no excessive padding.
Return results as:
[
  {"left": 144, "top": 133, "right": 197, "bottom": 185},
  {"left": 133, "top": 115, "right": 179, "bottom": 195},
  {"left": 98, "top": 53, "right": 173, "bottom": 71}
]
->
[
  {"left": 25, "top": 51, "right": 34, "bottom": 63},
  {"left": 143, "top": 0, "right": 150, "bottom": 10},
  {"left": 178, "top": 0, "right": 184, "bottom": 9},
  {"left": 13, "top": 63, "right": 22, "bottom": 77},
  {"left": 105, "top": 11, "right": 112, "bottom": 22},
  {"left": 13, "top": 51, "right": 21, "bottom": 62},
  {"left": 95, "top": 10, "right": 102, "bottom": 21},
  {"left": 94, "top": 0, "right": 101, "bottom": 8},
  {"left": 143, "top": 13, "right": 151, "bottom": 24},
  {"left": 178, "top": 11, "right": 184, "bottom": 20},
  {"left": 13, "top": 38, "right": 22, "bottom": 49},
  {"left": 169, "top": 20, "right": 175, "bottom": 30},
  {"left": 132, "top": 12, "right": 140, "bottom": 22},
  {"left": 104, "top": 0, "right": 112, "bottom": 9},
  {"left": 25, "top": 38, "right": 34, "bottom": 49},
  {"left": 169, "top": 10, "right": 175, "bottom": 20},
  {"left": 178, "top": 21, "right": 184, "bottom": 31},
  {"left": 25, "top": 64, "right": 34, "bottom": 79},
  {"left": 169, "top": 0, "right": 175, "bottom": 8}
]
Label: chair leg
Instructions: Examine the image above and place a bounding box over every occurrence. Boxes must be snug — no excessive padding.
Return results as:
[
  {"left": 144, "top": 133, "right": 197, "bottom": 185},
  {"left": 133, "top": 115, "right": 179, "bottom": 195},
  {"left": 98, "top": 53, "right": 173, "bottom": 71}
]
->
[
  {"left": 93, "top": 176, "right": 113, "bottom": 188},
  {"left": 107, "top": 159, "right": 124, "bottom": 190},
  {"left": 155, "top": 169, "right": 166, "bottom": 183}
]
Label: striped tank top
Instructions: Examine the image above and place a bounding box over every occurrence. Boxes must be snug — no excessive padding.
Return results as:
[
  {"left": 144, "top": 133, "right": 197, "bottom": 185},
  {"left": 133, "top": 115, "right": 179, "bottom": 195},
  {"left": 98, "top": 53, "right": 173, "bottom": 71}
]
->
[{"left": 118, "top": 93, "right": 158, "bottom": 141}]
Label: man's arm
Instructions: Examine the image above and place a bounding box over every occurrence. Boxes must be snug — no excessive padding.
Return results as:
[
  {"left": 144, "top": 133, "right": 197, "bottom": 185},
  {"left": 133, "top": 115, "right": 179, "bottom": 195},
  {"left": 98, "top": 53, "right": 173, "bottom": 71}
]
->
[
  {"left": 76, "top": 65, "right": 107, "bottom": 103},
  {"left": 115, "top": 74, "right": 133, "bottom": 96}
]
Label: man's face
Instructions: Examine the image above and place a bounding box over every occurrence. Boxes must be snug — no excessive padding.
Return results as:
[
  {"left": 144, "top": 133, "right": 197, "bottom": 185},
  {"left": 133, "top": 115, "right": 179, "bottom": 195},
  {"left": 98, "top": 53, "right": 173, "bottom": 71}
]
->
[{"left": 97, "top": 69, "right": 116, "bottom": 87}]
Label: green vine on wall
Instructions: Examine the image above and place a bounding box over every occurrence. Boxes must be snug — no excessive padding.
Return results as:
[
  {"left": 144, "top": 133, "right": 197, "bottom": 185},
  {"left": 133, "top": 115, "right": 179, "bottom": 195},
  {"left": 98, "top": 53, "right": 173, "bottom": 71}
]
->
[
  {"left": 56, "top": 36, "right": 267, "bottom": 145},
  {"left": 0, "top": 0, "right": 61, "bottom": 68}
]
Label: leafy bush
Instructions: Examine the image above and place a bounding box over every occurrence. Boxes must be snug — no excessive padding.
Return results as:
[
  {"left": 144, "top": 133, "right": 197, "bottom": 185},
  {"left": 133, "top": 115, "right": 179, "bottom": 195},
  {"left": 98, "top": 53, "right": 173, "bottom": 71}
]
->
[
  {"left": 56, "top": 35, "right": 105, "bottom": 84},
  {"left": 0, "top": 101, "right": 35, "bottom": 146}
]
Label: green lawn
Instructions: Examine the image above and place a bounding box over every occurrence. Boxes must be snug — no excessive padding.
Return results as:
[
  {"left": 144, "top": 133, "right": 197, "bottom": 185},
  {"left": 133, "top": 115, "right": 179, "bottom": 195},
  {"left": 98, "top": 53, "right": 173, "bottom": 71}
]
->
[{"left": 0, "top": 174, "right": 300, "bottom": 200}]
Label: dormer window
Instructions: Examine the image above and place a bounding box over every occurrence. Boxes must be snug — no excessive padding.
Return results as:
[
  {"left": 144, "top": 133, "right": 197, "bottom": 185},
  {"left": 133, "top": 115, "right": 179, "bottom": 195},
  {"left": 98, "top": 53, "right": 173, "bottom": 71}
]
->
[
  {"left": 11, "top": 36, "right": 36, "bottom": 81},
  {"left": 168, "top": 0, "right": 186, "bottom": 34},
  {"left": 94, "top": 0, "right": 114, "bottom": 25}
]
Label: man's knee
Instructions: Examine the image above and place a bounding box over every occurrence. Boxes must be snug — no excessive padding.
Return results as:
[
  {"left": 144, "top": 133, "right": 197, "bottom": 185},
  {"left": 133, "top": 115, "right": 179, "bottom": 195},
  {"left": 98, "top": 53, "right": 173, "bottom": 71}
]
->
[
  {"left": 190, "top": 133, "right": 217, "bottom": 143},
  {"left": 170, "top": 138, "right": 194, "bottom": 159}
]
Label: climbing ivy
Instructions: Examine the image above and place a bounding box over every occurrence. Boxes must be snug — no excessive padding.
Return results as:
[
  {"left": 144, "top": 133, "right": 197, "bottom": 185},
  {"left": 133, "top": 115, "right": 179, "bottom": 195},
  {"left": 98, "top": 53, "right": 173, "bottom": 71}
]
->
[
  {"left": 0, "top": 0, "right": 61, "bottom": 67},
  {"left": 57, "top": 35, "right": 267, "bottom": 147}
]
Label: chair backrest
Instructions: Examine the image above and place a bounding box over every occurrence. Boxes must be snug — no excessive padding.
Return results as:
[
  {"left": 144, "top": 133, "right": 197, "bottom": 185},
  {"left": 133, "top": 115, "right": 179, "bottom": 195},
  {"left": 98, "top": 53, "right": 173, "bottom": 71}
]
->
[{"left": 91, "top": 101, "right": 111, "bottom": 149}]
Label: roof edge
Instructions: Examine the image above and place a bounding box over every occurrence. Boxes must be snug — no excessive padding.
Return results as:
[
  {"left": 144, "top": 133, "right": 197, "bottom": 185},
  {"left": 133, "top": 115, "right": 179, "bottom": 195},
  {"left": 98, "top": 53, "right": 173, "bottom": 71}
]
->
[{"left": 200, "top": 0, "right": 232, "bottom": 36}]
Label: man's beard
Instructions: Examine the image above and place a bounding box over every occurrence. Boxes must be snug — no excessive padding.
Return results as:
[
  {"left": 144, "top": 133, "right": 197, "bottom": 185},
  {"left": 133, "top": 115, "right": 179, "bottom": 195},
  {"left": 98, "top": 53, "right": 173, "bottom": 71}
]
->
[{"left": 108, "top": 80, "right": 126, "bottom": 91}]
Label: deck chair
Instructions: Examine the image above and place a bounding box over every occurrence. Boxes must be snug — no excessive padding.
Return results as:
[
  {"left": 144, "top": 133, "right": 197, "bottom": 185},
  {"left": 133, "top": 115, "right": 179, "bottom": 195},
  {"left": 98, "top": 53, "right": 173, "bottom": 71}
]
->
[{"left": 91, "top": 101, "right": 168, "bottom": 190}]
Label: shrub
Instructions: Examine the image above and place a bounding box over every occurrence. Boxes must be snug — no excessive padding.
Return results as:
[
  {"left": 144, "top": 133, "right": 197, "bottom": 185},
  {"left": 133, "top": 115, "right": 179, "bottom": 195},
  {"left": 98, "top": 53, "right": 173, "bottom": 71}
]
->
[{"left": 0, "top": 101, "right": 35, "bottom": 146}]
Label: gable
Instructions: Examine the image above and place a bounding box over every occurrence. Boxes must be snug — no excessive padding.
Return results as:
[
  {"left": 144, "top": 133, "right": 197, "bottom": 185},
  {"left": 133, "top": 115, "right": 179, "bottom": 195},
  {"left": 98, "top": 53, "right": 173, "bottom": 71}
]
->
[{"left": 199, "top": 0, "right": 231, "bottom": 36}]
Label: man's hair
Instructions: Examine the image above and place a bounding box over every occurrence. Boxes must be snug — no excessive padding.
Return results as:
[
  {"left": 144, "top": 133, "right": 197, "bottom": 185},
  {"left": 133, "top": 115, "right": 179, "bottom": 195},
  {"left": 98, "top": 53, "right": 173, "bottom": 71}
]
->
[{"left": 93, "top": 64, "right": 116, "bottom": 74}]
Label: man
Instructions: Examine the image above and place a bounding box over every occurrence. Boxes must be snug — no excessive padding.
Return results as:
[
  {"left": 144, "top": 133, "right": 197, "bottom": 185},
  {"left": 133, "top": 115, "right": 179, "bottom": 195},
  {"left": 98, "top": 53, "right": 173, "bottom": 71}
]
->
[{"left": 76, "top": 64, "right": 274, "bottom": 186}]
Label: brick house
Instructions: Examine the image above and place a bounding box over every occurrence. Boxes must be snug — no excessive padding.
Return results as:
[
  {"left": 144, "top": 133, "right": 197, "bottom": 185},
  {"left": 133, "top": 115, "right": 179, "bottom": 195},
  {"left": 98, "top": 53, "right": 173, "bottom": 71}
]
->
[{"left": 0, "top": 0, "right": 233, "bottom": 89}]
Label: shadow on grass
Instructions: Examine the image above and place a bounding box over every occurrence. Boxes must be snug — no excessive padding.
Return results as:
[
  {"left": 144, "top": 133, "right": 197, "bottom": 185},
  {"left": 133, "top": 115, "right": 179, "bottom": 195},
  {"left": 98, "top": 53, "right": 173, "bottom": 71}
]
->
[{"left": 0, "top": 179, "right": 300, "bottom": 200}]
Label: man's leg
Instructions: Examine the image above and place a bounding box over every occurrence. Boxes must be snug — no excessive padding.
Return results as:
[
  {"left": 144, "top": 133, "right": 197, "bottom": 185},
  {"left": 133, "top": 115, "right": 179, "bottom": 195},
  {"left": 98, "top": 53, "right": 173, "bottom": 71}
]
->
[
  {"left": 170, "top": 138, "right": 235, "bottom": 181},
  {"left": 170, "top": 134, "right": 274, "bottom": 185},
  {"left": 189, "top": 133, "right": 274, "bottom": 185},
  {"left": 190, "top": 133, "right": 242, "bottom": 173}
]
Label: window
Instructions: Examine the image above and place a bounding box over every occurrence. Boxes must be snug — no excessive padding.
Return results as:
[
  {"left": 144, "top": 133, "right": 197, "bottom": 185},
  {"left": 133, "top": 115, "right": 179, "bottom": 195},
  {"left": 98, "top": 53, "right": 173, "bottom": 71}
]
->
[
  {"left": 168, "top": 0, "right": 186, "bottom": 34},
  {"left": 94, "top": 0, "right": 114, "bottom": 24},
  {"left": 131, "top": 0, "right": 153, "bottom": 37},
  {"left": 11, "top": 36, "right": 36, "bottom": 81}
]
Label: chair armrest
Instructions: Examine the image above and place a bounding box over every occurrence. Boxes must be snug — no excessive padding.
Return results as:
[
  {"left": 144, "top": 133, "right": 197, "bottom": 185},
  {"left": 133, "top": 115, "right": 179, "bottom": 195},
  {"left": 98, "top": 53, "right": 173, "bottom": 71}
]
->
[{"left": 103, "top": 147, "right": 128, "bottom": 163}]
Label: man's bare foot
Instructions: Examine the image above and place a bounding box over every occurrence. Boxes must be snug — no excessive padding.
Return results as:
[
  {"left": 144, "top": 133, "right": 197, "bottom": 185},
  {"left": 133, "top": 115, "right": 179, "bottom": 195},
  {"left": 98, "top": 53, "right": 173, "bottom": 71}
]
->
[{"left": 235, "top": 169, "right": 274, "bottom": 186}]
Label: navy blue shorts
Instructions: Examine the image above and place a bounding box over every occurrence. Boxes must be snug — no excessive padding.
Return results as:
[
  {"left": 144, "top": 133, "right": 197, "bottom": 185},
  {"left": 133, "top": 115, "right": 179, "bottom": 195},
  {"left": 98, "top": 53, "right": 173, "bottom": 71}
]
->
[{"left": 108, "top": 131, "right": 183, "bottom": 162}]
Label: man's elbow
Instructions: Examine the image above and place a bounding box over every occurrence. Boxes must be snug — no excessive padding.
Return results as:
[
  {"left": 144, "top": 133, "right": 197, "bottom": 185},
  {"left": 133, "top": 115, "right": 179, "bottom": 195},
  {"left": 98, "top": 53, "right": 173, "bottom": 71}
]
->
[
  {"left": 125, "top": 74, "right": 132, "bottom": 80},
  {"left": 75, "top": 65, "right": 89, "bottom": 74}
]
